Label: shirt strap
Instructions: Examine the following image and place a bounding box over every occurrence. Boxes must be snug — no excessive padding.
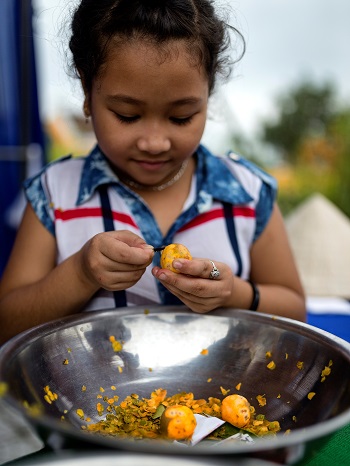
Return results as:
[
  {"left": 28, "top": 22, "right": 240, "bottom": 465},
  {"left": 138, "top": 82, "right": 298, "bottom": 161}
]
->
[
  {"left": 222, "top": 201, "right": 243, "bottom": 277},
  {"left": 98, "top": 185, "right": 127, "bottom": 307}
]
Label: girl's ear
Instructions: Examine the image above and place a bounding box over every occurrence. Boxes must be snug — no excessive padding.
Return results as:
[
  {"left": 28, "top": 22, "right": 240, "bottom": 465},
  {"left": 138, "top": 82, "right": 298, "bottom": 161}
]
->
[
  {"left": 83, "top": 96, "right": 91, "bottom": 118},
  {"left": 79, "top": 72, "right": 91, "bottom": 118},
  {"left": 78, "top": 69, "right": 90, "bottom": 115}
]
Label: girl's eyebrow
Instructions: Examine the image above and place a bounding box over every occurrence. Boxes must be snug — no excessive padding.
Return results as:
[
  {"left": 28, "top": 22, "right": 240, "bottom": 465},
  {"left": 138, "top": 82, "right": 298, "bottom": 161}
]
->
[
  {"left": 106, "top": 94, "right": 203, "bottom": 106},
  {"left": 171, "top": 97, "right": 204, "bottom": 106},
  {"left": 107, "top": 94, "right": 143, "bottom": 105}
]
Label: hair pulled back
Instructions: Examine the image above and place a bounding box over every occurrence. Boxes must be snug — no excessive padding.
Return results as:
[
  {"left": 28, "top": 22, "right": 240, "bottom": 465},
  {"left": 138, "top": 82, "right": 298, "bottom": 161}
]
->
[{"left": 69, "top": 0, "right": 245, "bottom": 94}]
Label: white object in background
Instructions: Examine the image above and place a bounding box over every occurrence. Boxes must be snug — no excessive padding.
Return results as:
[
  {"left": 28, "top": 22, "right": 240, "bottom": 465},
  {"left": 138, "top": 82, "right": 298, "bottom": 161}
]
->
[
  {"left": 285, "top": 193, "right": 350, "bottom": 299},
  {"left": 307, "top": 297, "right": 350, "bottom": 315},
  {"left": 4, "top": 143, "right": 43, "bottom": 229}
]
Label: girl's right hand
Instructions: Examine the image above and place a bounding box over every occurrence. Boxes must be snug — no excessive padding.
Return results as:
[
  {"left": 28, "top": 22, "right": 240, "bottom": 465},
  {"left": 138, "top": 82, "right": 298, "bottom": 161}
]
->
[{"left": 79, "top": 230, "right": 154, "bottom": 292}]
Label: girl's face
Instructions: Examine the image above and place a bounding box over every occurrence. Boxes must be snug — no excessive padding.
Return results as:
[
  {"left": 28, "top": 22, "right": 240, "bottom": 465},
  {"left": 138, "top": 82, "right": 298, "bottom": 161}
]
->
[{"left": 87, "top": 39, "right": 209, "bottom": 186}]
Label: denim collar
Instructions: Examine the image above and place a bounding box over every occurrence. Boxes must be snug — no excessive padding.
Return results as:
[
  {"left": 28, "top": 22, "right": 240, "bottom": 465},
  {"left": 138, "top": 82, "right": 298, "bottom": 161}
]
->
[{"left": 76, "top": 144, "right": 253, "bottom": 207}]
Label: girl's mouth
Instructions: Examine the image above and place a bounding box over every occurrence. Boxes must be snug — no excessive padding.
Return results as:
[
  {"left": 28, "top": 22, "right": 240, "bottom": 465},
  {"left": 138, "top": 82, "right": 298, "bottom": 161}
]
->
[{"left": 135, "top": 160, "right": 168, "bottom": 171}]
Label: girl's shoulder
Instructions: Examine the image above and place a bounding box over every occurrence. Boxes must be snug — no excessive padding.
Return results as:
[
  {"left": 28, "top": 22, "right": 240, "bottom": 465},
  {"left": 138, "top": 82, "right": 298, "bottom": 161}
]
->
[
  {"left": 198, "top": 145, "right": 277, "bottom": 201},
  {"left": 24, "top": 154, "right": 86, "bottom": 189},
  {"left": 23, "top": 154, "right": 91, "bottom": 236},
  {"left": 36, "top": 153, "right": 86, "bottom": 174},
  {"left": 220, "top": 151, "right": 277, "bottom": 190}
]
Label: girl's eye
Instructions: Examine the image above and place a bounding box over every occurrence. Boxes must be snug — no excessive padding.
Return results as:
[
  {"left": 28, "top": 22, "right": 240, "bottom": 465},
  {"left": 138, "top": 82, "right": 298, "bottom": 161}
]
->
[
  {"left": 170, "top": 116, "right": 193, "bottom": 126},
  {"left": 115, "top": 114, "right": 140, "bottom": 124},
  {"left": 114, "top": 113, "right": 193, "bottom": 126}
]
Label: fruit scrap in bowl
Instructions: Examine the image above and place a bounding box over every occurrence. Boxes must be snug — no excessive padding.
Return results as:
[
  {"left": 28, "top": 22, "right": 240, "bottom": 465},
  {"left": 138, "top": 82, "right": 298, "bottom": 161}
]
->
[
  {"left": 221, "top": 394, "right": 251, "bottom": 428},
  {"left": 83, "top": 389, "right": 280, "bottom": 441},
  {"left": 160, "top": 405, "right": 197, "bottom": 440},
  {"left": 160, "top": 243, "right": 192, "bottom": 273}
]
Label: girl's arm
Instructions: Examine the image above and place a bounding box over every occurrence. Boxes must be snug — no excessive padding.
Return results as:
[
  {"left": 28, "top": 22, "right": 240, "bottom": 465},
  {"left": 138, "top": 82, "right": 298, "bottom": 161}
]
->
[
  {"left": 246, "top": 203, "right": 306, "bottom": 321},
  {"left": 0, "top": 204, "right": 99, "bottom": 343},
  {"left": 222, "top": 203, "right": 306, "bottom": 321},
  {"left": 0, "top": 204, "right": 154, "bottom": 344}
]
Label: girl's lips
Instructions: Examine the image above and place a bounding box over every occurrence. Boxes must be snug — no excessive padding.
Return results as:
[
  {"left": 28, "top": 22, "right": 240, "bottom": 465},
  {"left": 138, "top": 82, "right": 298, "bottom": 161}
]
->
[{"left": 135, "top": 160, "right": 168, "bottom": 171}]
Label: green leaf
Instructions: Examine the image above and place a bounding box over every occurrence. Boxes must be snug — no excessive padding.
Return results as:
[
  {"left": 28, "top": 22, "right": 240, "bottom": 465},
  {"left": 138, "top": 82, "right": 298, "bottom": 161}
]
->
[
  {"left": 152, "top": 404, "right": 165, "bottom": 419},
  {"left": 212, "top": 423, "right": 258, "bottom": 439}
]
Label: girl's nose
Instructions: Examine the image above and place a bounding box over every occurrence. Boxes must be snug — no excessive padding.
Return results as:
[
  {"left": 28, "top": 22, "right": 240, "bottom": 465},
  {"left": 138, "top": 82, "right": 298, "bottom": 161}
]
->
[{"left": 137, "top": 131, "right": 171, "bottom": 154}]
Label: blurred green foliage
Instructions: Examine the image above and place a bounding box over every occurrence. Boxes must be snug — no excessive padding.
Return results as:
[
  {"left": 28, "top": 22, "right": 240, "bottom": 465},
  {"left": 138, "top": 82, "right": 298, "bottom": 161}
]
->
[
  {"left": 261, "top": 80, "right": 337, "bottom": 163},
  {"left": 232, "top": 79, "right": 350, "bottom": 218}
]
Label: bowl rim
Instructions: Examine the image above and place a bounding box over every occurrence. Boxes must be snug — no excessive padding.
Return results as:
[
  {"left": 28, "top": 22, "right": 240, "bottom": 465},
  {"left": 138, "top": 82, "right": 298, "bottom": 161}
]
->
[{"left": 2, "top": 305, "right": 350, "bottom": 353}]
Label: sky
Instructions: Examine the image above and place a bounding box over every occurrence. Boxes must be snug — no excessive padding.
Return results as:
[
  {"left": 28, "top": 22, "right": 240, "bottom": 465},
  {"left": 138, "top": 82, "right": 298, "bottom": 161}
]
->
[{"left": 32, "top": 0, "right": 350, "bottom": 153}]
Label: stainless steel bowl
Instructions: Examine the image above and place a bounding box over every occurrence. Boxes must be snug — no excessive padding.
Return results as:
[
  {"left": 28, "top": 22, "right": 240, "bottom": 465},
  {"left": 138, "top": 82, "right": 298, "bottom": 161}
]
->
[{"left": 1, "top": 306, "right": 350, "bottom": 465}]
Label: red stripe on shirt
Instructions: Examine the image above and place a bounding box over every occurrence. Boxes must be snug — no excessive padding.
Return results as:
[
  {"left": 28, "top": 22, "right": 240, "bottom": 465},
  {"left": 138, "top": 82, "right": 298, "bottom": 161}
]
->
[
  {"left": 54, "top": 208, "right": 138, "bottom": 228},
  {"left": 179, "top": 206, "right": 255, "bottom": 232}
]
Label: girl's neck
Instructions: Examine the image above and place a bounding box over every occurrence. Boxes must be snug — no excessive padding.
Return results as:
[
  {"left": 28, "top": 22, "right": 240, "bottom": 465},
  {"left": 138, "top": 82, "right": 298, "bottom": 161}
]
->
[
  {"left": 120, "top": 158, "right": 190, "bottom": 192},
  {"left": 130, "top": 157, "right": 196, "bottom": 236}
]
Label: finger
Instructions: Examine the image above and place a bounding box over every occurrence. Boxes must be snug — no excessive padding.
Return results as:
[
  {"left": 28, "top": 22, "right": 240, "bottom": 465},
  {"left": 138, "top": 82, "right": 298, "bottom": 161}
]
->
[
  {"left": 152, "top": 266, "right": 217, "bottom": 299},
  {"left": 102, "top": 235, "right": 154, "bottom": 266},
  {"left": 170, "top": 258, "right": 220, "bottom": 280},
  {"left": 158, "top": 280, "right": 220, "bottom": 313},
  {"left": 107, "top": 230, "right": 153, "bottom": 249},
  {"left": 100, "top": 268, "right": 147, "bottom": 291}
]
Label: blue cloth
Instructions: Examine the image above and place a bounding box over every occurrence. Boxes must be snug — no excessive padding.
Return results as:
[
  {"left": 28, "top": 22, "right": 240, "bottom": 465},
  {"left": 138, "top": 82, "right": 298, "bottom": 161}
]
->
[
  {"left": 0, "top": 0, "right": 45, "bottom": 276},
  {"left": 307, "top": 314, "right": 350, "bottom": 343},
  {"left": 306, "top": 297, "right": 350, "bottom": 343}
]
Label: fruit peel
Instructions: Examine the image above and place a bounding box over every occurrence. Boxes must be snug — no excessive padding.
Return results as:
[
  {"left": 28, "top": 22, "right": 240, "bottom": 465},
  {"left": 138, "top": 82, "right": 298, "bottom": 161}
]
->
[{"left": 160, "top": 243, "right": 192, "bottom": 273}]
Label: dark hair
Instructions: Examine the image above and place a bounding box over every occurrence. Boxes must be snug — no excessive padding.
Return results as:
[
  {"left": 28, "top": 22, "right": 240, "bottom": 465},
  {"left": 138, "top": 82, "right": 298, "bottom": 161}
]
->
[{"left": 69, "top": 0, "right": 245, "bottom": 94}]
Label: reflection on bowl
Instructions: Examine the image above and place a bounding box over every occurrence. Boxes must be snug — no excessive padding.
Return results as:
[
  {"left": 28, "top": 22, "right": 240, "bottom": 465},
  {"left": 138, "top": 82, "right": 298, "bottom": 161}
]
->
[{"left": 1, "top": 306, "right": 350, "bottom": 465}]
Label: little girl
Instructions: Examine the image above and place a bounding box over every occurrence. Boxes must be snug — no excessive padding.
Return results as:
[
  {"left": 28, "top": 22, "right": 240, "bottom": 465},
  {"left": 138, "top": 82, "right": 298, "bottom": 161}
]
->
[{"left": 0, "top": 0, "right": 305, "bottom": 343}]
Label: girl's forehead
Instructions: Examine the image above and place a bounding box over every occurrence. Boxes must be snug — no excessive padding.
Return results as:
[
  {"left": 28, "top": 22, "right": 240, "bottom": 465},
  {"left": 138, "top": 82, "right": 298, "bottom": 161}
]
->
[
  {"left": 102, "top": 37, "right": 205, "bottom": 78},
  {"left": 92, "top": 41, "right": 209, "bottom": 100},
  {"left": 94, "top": 39, "right": 209, "bottom": 101}
]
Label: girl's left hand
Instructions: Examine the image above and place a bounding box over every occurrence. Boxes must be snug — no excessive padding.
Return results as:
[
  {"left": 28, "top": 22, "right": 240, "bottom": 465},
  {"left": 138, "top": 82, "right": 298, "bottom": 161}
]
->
[{"left": 151, "top": 258, "right": 234, "bottom": 313}]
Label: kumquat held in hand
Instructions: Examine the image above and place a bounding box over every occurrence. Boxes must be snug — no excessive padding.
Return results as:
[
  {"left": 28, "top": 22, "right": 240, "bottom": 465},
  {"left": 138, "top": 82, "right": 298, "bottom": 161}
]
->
[
  {"left": 160, "top": 244, "right": 192, "bottom": 273},
  {"left": 82, "top": 389, "right": 281, "bottom": 442}
]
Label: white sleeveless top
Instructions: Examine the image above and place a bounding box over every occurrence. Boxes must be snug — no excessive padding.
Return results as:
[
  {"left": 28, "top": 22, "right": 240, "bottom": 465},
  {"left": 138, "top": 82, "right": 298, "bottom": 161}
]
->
[{"left": 24, "top": 144, "right": 277, "bottom": 311}]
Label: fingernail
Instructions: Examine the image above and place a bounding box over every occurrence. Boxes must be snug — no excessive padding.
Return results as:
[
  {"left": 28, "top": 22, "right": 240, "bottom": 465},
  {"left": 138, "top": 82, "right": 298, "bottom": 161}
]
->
[
  {"left": 158, "top": 273, "right": 167, "bottom": 281},
  {"left": 173, "top": 261, "right": 182, "bottom": 269},
  {"left": 144, "top": 244, "right": 155, "bottom": 249}
]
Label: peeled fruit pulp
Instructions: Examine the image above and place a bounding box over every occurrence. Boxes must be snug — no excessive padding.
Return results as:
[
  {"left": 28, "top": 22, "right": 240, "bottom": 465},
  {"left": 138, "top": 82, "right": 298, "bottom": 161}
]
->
[
  {"left": 221, "top": 394, "right": 251, "bottom": 428},
  {"left": 160, "top": 405, "right": 197, "bottom": 440},
  {"left": 160, "top": 243, "right": 192, "bottom": 273}
]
